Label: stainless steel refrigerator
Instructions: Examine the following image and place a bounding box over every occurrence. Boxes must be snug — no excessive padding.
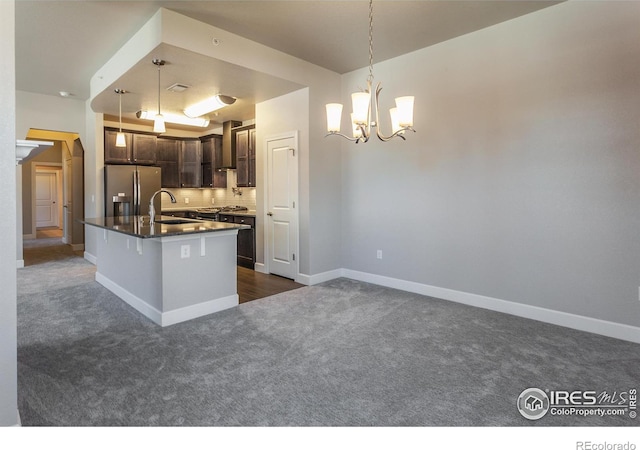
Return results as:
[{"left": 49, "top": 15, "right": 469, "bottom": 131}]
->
[{"left": 104, "top": 165, "right": 162, "bottom": 217}]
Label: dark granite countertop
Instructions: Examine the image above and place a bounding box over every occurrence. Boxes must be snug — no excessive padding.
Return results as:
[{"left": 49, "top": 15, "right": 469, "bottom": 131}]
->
[
  {"left": 162, "top": 207, "right": 256, "bottom": 218},
  {"left": 81, "top": 215, "right": 249, "bottom": 239}
]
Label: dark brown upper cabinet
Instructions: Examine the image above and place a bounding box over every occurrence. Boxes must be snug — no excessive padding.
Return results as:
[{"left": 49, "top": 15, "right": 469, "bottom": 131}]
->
[{"left": 234, "top": 125, "right": 256, "bottom": 188}]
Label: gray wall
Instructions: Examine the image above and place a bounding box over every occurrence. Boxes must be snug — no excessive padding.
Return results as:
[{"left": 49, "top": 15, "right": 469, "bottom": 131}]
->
[
  {"left": 341, "top": 1, "right": 640, "bottom": 327},
  {"left": 0, "top": 0, "right": 18, "bottom": 426}
]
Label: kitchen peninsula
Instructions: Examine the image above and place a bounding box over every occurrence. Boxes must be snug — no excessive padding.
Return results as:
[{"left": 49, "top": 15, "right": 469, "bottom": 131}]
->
[{"left": 83, "top": 216, "right": 249, "bottom": 326}]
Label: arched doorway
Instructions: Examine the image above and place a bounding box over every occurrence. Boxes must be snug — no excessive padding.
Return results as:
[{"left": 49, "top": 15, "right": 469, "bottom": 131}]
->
[{"left": 21, "top": 129, "right": 85, "bottom": 254}]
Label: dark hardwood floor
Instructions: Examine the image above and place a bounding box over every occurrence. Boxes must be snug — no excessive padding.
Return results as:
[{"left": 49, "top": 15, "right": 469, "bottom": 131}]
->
[{"left": 237, "top": 266, "right": 304, "bottom": 304}]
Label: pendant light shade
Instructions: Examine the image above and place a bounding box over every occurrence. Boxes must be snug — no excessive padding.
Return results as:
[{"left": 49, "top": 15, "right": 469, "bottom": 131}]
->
[
  {"left": 152, "top": 59, "right": 166, "bottom": 133},
  {"left": 114, "top": 89, "right": 127, "bottom": 147},
  {"left": 153, "top": 114, "right": 166, "bottom": 133},
  {"left": 115, "top": 132, "right": 127, "bottom": 147}
]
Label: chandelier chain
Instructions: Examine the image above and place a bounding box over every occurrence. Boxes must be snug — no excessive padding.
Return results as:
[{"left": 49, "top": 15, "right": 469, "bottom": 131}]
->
[{"left": 367, "top": 0, "right": 374, "bottom": 83}]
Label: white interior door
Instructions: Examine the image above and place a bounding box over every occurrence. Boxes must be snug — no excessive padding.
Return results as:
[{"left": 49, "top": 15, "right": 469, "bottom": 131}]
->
[
  {"left": 35, "top": 171, "right": 58, "bottom": 228},
  {"left": 266, "top": 133, "right": 298, "bottom": 280}
]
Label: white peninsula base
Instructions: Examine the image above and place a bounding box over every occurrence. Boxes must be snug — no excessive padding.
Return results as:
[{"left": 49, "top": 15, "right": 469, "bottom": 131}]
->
[{"left": 95, "top": 228, "right": 239, "bottom": 326}]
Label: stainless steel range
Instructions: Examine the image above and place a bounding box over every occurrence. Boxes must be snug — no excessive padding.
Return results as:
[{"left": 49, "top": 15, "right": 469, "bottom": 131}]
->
[{"left": 195, "top": 206, "right": 248, "bottom": 221}]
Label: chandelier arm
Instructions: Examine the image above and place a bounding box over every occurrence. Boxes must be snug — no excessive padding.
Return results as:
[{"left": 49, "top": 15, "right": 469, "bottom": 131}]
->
[{"left": 326, "top": 131, "right": 361, "bottom": 142}]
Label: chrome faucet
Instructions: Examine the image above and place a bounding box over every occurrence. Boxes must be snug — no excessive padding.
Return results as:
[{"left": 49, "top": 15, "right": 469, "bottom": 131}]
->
[{"left": 149, "top": 189, "right": 176, "bottom": 225}]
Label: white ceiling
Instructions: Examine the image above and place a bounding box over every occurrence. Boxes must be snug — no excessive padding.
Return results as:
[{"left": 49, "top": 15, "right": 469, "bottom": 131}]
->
[{"left": 15, "top": 0, "right": 562, "bottom": 127}]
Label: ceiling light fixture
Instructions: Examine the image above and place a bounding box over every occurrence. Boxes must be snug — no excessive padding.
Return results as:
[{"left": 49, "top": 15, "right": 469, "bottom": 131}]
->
[
  {"left": 325, "top": 0, "right": 415, "bottom": 143},
  {"left": 136, "top": 110, "right": 210, "bottom": 128},
  {"left": 184, "top": 94, "right": 236, "bottom": 118},
  {"left": 152, "top": 59, "right": 166, "bottom": 133},
  {"left": 114, "top": 89, "right": 127, "bottom": 147}
]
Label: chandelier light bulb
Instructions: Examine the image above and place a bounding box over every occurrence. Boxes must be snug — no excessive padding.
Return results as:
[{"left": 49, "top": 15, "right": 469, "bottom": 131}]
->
[
  {"left": 395, "top": 96, "right": 414, "bottom": 128},
  {"left": 326, "top": 103, "right": 343, "bottom": 133},
  {"left": 351, "top": 92, "right": 371, "bottom": 125}
]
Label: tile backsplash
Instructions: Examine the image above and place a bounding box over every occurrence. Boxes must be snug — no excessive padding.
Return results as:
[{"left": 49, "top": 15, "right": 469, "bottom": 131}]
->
[{"left": 161, "top": 170, "right": 256, "bottom": 210}]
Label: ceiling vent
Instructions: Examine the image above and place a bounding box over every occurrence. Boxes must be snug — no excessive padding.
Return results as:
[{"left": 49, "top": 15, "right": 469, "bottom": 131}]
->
[{"left": 166, "top": 83, "right": 190, "bottom": 93}]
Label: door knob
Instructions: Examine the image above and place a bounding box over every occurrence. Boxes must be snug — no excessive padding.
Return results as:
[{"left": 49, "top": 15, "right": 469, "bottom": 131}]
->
[{"left": 267, "top": 212, "right": 273, "bottom": 216}]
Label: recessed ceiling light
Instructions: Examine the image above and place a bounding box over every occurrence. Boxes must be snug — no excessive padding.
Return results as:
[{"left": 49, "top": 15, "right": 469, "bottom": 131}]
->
[{"left": 59, "top": 91, "right": 73, "bottom": 97}]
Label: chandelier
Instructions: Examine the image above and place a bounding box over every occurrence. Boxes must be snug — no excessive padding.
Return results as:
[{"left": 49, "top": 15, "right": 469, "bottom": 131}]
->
[{"left": 325, "top": 0, "right": 415, "bottom": 143}]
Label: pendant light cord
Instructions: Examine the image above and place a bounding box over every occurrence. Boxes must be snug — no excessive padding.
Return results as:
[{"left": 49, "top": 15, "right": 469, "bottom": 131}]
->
[
  {"left": 367, "top": 0, "right": 374, "bottom": 84},
  {"left": 157, "top": 64, "right": 161, "bottom": 115},
  {"left": 118, "top": 91, "right": 123, "bottom": 132}
]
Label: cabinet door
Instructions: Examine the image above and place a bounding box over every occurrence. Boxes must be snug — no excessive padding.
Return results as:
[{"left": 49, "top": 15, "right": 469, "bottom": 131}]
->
[
  {"left": 248, "top": 128, "right": 256, "bottom": 187},
  {"left": 104, "top": 130, "right": 132, "bottom": 163},
  {"left": 201, "top": 138, "right": 213, "bottom": 164},
  {"left": 156, "top": 138, "right": 180, "bottom": 188},
  {"left": 180, "top": 140, "right": 201, "bottom": 187},
  {"left": 202, "top": 162, "right": 213, "bottom": 188},
  {"left": 218, "top": 214, "right": 234, "bottom": 223},
  {"left": 213, "top": 170, "right": 227, "bottom": 189},
  {"left": 235, "top": 129, "right": 249, "bottom": 187},
  {"left": 132, "top": 134, "right": 157, "bottom": 165}
]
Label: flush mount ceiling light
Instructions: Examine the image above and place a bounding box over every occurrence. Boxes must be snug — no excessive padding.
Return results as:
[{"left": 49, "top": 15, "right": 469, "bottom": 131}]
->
[
  {"left": 136, "top": 110, "right": 210, "bottom": 128},
  {"left": 184, "top": 94, "right": 237, "bottom": 118},
  {"left": 114, "top": 89, "right": 127, "bottom": 147},
  {"left": 325, "top": 0, "right": 415, "bottom": 143},
  {"left": 152, "top": 59, "right": 166, "bottom": 133}
]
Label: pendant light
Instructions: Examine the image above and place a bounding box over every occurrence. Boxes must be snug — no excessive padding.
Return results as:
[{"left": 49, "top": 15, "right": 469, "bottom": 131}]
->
[
  {"left": 114, "top": 89, "right": 127, "bottom": 147},
  {"left": 325, "top": 0, "right": 415, "bottom": 143},
  {"left": 152, "top": 59, "right": 166, "bottom": 133}
]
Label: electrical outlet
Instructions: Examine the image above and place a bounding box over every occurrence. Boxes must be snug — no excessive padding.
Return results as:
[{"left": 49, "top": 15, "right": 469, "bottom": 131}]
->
[
  {"left": 181, "top": 245, "right": 190, "bottom": 259},
  {"left": 184, "top": 197, "right": 190, "bottom": 204},
  {"left": 211, "top": 198, "right": 215, "bottom": 205},
  {"left": 377, "top": 250, "right": 382, "bottom": 259}
]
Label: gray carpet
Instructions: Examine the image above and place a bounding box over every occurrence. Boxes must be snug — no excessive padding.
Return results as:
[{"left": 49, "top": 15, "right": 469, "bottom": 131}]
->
[{"left": 17, "top": 242, "right": 640, "bottom": 426}]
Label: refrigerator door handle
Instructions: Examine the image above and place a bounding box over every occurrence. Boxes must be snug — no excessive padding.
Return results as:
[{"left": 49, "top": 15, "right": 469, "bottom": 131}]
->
[{"left": 133, "top": 169, "right": 139, "bottom": 215}]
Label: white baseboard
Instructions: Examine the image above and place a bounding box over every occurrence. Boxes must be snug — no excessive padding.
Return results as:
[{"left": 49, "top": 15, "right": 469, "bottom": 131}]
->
[
  {"left": 161, "top": 294, "right": 238, "bottom": 327},
  {"left": 16, "top": 259, "right": 24, "bottom": 269},
  {"left": 96, "top": 272, "right": 238, "bottom": 327},
  {"left": 84, "top": 251, "right": 97, "bottom": 265},
  {"left": 297, "top": 269, "right": 344, "bottom": 286},
  {"left": 15, "top": 410, "right": 21, "bottom": 427},
  {"left": 342, "top": 269, "right": 640, "bottom": 344},
  {"left": 23, "top": 234, "right": 35, "bottom": 240},
  {"left": 254, "top": 262, "right": 267, "bottom": 274},
  {"left": 96, "top": 272, "right": 162, "bottom": 325}
]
